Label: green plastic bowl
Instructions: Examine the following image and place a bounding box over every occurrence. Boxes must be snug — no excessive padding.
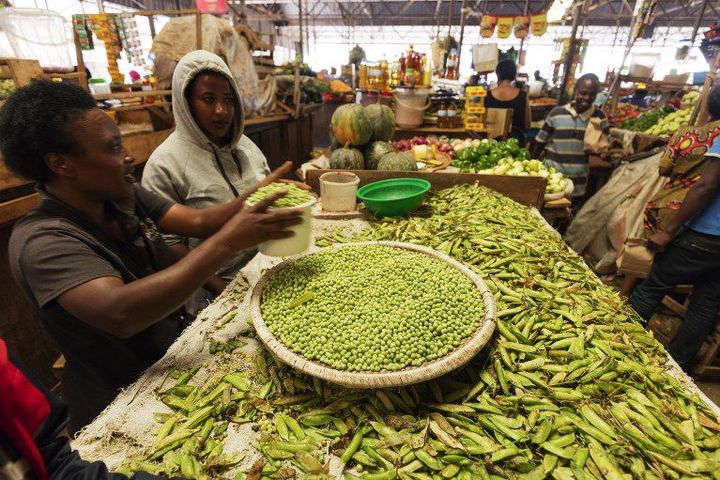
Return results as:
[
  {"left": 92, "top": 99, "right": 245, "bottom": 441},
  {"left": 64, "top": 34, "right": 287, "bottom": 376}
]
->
[{"left": 357, "top": 178, "right": 431, "bottom": 217}]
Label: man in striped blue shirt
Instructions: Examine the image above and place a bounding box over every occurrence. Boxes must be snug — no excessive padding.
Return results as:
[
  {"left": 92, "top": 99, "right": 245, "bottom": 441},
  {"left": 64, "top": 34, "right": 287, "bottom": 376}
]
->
[{"left": 533, "top": 74, "right": 611, "bottom": 200}]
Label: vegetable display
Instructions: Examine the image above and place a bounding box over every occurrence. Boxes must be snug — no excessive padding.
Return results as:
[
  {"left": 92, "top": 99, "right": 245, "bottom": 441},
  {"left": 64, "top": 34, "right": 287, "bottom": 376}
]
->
[
  {"left": 331, "top": 104, "right": 373, "bottom": 147},
  {"left": 365, "top": 104, "right": 396, "bottom": 142},
  {"left": 451, "top": 138, "right": 530, "bottom": 173},
  {"left": 364, "top": 141, "right": 396, "bottom": 170},
  {"left": 476, "top": 158, "right": 569, "bottom": 194},
  {"left": 376, "top": 151, "right": 418, "bottom": 171},
  {"left": 117, "top": 185, "right": 720, "bottom": 480},
  {"left": 246, "top": 182, "right": 313, "bottom": 208},
  {"left": 330, "top": 146, "right": 365, "bottom": 170},
  {"left": 260, "top": 244, "right": 484, "bottom": 372},
  {"left": 644, "top": 107, "right": 693, "bottom": 137},
  {"left": 394, "top": 136, "right": 456, "bottom": 159},
  {"left": 618, "top": 107, "right": 673, "bottom": 132}
]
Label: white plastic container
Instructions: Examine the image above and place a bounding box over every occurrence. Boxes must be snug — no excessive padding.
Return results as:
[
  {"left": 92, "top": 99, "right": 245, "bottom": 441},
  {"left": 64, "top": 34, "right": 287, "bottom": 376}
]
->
[
  {"left": 0, "top": 8, "right": 74, "bottom": 70},
  {"left": 253, "top": 196, "right": 317, "bottom": 257},
  {"left": 320, "top": 172, "right": 359, "bottom": 212},
  {"left": 394, "top": 88, "right": 431, "bottom": 128}
]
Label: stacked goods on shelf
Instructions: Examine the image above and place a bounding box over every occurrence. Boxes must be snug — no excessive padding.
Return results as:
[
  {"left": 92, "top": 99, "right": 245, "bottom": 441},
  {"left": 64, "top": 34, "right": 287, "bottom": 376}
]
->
[{"left": 330, "top": 103, "right": 417, "bottom": 171}]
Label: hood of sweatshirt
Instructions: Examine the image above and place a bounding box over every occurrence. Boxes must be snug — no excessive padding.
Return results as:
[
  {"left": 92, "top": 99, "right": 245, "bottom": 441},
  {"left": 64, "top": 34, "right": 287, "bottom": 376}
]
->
[{"left": 171, "top": 50, "right": 245, "bottom": 150}]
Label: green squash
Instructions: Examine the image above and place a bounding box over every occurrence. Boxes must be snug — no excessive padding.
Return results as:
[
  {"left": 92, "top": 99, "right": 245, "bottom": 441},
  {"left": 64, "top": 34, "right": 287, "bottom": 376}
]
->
[
  {"left": 376, "top": 152, "right": 418, "bottom": 171},
  {"left": 331, "top": 104, "right": 372, "bottom": 147},
  {"left": 365, "top": 104, "right": 396, "bottom": 141},
  {"left": 330, "top": 146, "right": 364, "bottom": 170},
  {"left": 364, "top": 141, "right": 395, "bottom": 170}
]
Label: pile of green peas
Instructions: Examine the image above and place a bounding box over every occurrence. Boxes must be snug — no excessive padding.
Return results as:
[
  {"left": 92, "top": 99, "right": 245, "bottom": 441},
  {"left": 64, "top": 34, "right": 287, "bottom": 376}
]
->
[
  {"left": 260, "top": 245, "right": 484, "bottom": 372},
  {"left": 247, "top": 182, "right": 313, "bottom": 209}
]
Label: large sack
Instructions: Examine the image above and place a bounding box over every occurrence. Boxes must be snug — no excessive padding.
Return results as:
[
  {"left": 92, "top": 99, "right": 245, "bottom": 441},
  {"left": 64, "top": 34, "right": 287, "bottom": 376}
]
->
[
  {"left": 151, "top": 14, "right": 263, "bottom": 116},
  {"left": 564, "top": 151, "right": 665, "bottom": 273}
]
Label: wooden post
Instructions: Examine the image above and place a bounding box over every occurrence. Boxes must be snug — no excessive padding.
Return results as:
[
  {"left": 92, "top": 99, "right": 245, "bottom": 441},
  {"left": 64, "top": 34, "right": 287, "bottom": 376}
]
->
[
  {"left": 297, "top": 0, "right": 304, "bottom": 61},
  {"left": 447, "top": 0, "right": 455, "bottom": 36},
  {"left": 72, "top": 25, "right": 89, "bottom": 90},
  {"left": 518, "top": 0, "right": 530, "bottom": 63},
  {"left": 195, "top": 12, "right": 203, "bottom": 50},
  {"left": 690, "top": 0, "right": 710, "bottom": 46},
  {"left": 690, "top": 50, "right": 719, "bottom": 127},
  {"left": 457, "top": 0, "right": 467, "bottom": 67},
  {"left": 97, "top": 0, "right": 105, "bottom": 13},
  {"left": 148, "top": 14, "right": 156, "bottom": 39},
  {"left": 556, "top": 1, "right": 583, "bottom": 103}
]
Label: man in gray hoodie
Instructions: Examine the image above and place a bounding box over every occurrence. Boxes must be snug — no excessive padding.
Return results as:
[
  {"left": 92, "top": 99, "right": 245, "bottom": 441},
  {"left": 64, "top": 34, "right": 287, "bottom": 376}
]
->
[{"left": 143, "top": 51, "right": 271, "bottom": 312}]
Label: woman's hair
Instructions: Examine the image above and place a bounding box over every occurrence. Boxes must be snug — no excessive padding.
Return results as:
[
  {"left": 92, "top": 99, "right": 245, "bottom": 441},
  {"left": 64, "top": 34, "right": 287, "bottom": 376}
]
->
[
  {"left": 496, "top": 59, "right": 517, "bottom": 82},
  {"left": 708, "top": 85, "right": 720, "bottom": 120},
  {"left": 0, "top": 80, "right": 96, "bottom": 182}
]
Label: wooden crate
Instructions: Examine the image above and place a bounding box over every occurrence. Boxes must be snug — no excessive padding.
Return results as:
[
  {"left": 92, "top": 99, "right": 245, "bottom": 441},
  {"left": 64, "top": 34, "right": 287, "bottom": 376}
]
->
[{"left": 306, "top": 170, "right": 547, "bottom": 209}]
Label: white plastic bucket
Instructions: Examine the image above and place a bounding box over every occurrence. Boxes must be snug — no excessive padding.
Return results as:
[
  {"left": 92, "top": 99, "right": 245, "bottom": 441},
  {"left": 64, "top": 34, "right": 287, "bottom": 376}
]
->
[
  {"left": 320, "top": 172, "right": 360, "bottom": 212},
  {"left": 251, "top": 196, "right": 317, "bottom": 257},
  {"left": 394, "top": 88, "right": 431, "bottom": 128}
]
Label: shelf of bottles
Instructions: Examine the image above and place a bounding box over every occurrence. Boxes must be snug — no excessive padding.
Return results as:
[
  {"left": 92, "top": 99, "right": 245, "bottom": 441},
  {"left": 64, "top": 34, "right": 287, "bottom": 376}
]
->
[{"left": 358, "top": 45, "right": 461, "bottom": 92}]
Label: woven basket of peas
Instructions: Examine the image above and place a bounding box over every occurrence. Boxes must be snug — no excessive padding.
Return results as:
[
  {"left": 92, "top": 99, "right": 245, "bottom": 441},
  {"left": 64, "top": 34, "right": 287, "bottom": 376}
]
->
[{"left": 250, "top": 241, "right": 496, "bottom": 388}]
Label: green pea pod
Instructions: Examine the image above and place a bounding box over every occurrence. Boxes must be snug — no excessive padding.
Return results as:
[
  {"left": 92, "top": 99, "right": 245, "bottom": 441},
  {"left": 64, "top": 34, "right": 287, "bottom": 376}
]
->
[
  {"left": 300, "top": 414, "right": 337, "bottom": 427},
  {"left": 180, "top": 454, "right": 199, "bottom": 479},
  {"left": 341, "top": 426, "right": 369, "bottom": 463},
  {"left": 265, "top": 448, "right": 294, "bottom": 460},
  {"left": 224, "top": 372, "right": 251, "bottom": 391},
  {"left": 440, "top": 464, "right": 460, "bottom": 478},
  {"left": 274, "top": 414, "right": 290, "bottom": 441},
  {"left": 414, "top": 450, "right": 443, "bottom": 471},
  {"left": 283, "top": 414, "right": 306, "bottom": 441},
  {"left": 294, "top": 450, "right": 323, "bottom": 474},
  {"left": 541, "top": 441, "right": 573, "bottom": 460},
  {"left": 175, "top": 367, "right": 199, "bottom": 387},
  {"left": 532, "top": 420, "right": 552, "bottom": 445},
  {"left": 490, "top": 447, "right": 521, "bottom": 462}
]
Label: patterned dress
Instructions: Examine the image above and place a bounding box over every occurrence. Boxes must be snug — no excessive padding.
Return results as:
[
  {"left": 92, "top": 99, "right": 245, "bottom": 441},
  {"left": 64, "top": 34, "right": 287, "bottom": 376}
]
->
[{"left": 643, "top": 120, "right": 720, "bottom": 235}]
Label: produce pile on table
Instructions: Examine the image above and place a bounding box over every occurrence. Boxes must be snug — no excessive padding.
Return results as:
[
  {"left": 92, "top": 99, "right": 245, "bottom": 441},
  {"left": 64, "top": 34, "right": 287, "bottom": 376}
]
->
[
  {"left": 260, "top": 244, "right": 484, "bottom": 372},
  {"left": 618, "top": 106, "right": 675, "bottom": 132},
  {"left": 619, "top": 92, "right": 700, "bottom": 135},
  {"left": 394, "top": 135, "right": 457, "bottom": 160},
  {"left": 450, "top": 138, "right": 569, "bottom": 195},
  {"left": 609, "top": 103, "right": 639, "bottom": 126},
  {"left": 115, "top": 184, "right": 720, "bottom": 480},
  {"left": 330, "top": 104, "right": 418, "bottom": 172}
]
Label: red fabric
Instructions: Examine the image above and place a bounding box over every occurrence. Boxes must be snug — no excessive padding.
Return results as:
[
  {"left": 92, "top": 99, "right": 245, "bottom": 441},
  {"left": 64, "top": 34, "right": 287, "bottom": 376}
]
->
[{"left": 0, "top": 339, "right": 50, "bottom": 480}]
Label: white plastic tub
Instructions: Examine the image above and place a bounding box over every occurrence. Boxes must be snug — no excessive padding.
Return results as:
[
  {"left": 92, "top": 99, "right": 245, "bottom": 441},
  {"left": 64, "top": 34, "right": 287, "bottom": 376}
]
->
[
  {"left": 320, "top": 172, "right": 359, "bottom": 212},
  {"left": 251, "top": 196, "right": 317, "bottom": 257}
]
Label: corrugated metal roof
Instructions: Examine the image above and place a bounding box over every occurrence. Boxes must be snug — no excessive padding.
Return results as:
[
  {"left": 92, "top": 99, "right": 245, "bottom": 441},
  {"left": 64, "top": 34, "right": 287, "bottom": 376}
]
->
[
  {"left": 108, "top": 0, "right": 195, "bottom": 11},
  {"left": 239, "top": 0, "right": 717, "bottom": 28}
]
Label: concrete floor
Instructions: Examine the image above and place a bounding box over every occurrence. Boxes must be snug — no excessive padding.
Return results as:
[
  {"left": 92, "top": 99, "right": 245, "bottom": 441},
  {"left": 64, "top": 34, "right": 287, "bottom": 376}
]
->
[{"left": 698, "top": 381, "right": 720, "bottom": 406}]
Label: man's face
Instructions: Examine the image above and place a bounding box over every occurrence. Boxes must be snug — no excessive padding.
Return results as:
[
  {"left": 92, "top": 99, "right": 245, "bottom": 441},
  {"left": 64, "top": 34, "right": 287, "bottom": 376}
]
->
[
  {"left": 188, "top": 72, "right": 235, "bottom": 145},
  {"left": 574, "top": 80, "right": 598, "bottom": 113},
  {"left": 61, "top": 109, "right": 134, "bottom": 200}
]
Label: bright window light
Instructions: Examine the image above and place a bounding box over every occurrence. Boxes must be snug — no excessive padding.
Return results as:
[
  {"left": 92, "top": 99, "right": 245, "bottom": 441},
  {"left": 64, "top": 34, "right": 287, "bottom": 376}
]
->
[{"left": 547, "top": 0, "right": 575, "bottom": 22}]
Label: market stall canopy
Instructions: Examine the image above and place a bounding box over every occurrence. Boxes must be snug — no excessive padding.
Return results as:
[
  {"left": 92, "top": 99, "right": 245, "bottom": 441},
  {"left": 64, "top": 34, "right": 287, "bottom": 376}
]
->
[{"left": 228, "top": 0, "right": 716, "bottom": 28}]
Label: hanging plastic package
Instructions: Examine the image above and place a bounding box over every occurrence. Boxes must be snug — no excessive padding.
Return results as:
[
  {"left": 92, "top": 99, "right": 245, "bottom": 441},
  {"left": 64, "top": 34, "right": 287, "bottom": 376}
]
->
[
  {"left": 496, "top": 17, "right": 513, "bottom": 39},
  {"left": 480, "top": 15, "right": 498, "bottom": 38},
  {"left": 513, "top": 16, "right": 530, "bottom": 39},
  {"left": 531, "top": 12, "right": 547, "bottom": 36}
]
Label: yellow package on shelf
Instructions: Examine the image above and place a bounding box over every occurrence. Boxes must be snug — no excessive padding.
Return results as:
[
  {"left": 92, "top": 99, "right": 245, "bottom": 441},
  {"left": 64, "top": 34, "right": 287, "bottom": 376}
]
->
[{"left": 465, "top": 86, "right": 486, "bottom": 114}]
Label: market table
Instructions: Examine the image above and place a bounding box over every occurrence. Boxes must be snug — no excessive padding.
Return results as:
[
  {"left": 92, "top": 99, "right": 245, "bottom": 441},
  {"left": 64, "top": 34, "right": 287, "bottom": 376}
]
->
[{"left": 73, "top": 185, "right": 720, "bottom": 479}]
